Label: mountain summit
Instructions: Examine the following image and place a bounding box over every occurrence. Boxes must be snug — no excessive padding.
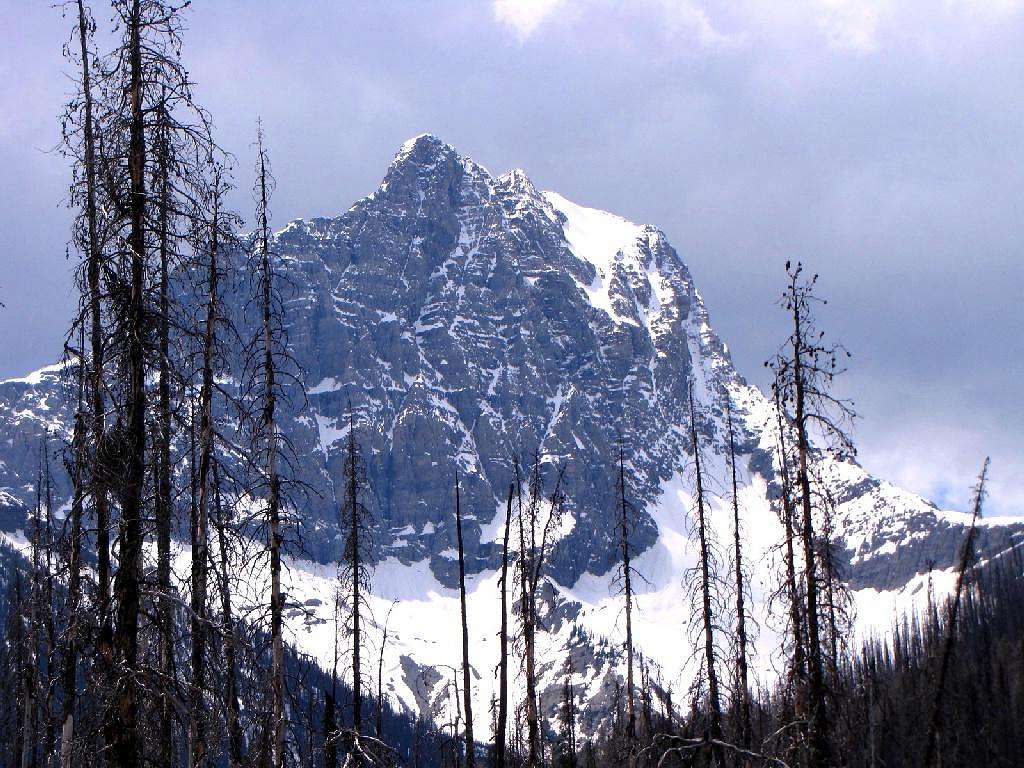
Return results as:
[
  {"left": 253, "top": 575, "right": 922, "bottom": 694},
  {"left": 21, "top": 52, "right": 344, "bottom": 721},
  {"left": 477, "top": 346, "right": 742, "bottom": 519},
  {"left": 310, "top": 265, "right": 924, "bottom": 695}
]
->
[{"left": 1, "top": 136, "right": 1020, "bottom": 731}]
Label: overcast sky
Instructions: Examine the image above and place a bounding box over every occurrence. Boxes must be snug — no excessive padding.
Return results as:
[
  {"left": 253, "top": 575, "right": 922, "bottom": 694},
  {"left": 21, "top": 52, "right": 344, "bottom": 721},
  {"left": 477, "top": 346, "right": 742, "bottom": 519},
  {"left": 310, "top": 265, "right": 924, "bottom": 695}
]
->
[{"left": 1, "top": 0, "right": 1021, "bottom": 514}]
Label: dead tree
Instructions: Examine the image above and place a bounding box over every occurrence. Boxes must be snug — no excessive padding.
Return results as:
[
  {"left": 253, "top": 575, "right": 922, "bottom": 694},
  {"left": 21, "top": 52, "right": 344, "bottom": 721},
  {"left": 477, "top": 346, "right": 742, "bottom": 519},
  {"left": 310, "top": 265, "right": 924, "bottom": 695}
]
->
[
  {"left": 377, "top": 600, "right": 397, "bottom": 740},
  {"left": 106, "top": 4, "right": 150, "bottom": 761},
  {"left": 345, "top": 414, "right": 366, "bottom": 753},
  {"left": 515, "top": 458, "right": 566, "bottom": 768},
  {"left": 686, "top": 386, "right": 725, "bottom": 767},
  {"left": 494, "top": 484, "right": 514, "bottom": 768},
  {"left": 725, "top": 397, "right": 752, "bottom": 750},
  {"left": 189, "top": 161, "right": 234, "bottom": 768},
  {"left": 454, "top": 472, "right": 476, "bottom": 768},
  {"left": 327, "top": 596, "right": 341, "bottom": 768},
  {"left": 251, "top": 123, "right": 287, "bottom": 768},
  {"left": 558, "top": 655, "right": 578, "bottom": 768},
  {"left": 768, "top": 261, "right": 856, "bottom": 768},
  {"left": 213, "top": 456, "right": 245, "bottom": 768},
  {"left": 21, "top": 456, "right": 43, "bottom": 768},
  {"left": 81, "top": 1, "right": 215, "bottom": 762},
  {"left": 773, "top": 386, "right": 807, "bottom": 727},
  {"left": 923, "top": 459, "right": 989, "bottom": 768},
  {"left": 614, "top": 441, "right": 639, "bottom": 764},
  {"left": 62, "top": 0, "right": 111, "bottom": 636},
  {"left": 325, "top": 682, "right": 338, "bottom": 768},
  {"left": 337, "top": 406, "right": 385, "bottom": 767},
  {"left": 59, "top": 342, "right": 87, "bottom": 768},
  {"left": 152, "top": 82, "right": 177, "bottom": 767}
]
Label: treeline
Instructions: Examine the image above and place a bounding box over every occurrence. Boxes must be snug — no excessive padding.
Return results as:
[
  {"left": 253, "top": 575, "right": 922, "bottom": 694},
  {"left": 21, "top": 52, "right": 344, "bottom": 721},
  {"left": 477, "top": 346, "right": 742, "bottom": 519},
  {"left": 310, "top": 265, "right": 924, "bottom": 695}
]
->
[{"left": 579, "top": 520, "right": 1024, "bottom": 768}]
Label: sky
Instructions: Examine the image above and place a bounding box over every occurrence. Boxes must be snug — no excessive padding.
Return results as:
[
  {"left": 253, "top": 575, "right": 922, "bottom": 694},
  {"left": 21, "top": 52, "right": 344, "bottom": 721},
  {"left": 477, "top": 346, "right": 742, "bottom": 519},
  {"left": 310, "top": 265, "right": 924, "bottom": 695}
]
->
[{"left": 1, "top": 0, "right": 1021, "bottom": 515}]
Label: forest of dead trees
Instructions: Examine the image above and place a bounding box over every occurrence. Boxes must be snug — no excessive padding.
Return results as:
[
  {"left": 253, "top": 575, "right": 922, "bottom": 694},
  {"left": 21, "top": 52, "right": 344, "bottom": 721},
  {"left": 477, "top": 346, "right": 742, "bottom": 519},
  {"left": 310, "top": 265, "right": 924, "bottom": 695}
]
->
[{"left": 0, "top": 3, "right": 1020, "bottom": 768}]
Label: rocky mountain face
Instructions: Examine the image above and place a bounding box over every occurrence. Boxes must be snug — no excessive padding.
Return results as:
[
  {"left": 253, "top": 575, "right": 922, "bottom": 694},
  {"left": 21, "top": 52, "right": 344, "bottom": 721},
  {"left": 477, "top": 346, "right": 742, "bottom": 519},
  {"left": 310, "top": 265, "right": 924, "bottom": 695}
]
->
[{"left": 1, "top": 134, "right": 1021, "bottom": 734}]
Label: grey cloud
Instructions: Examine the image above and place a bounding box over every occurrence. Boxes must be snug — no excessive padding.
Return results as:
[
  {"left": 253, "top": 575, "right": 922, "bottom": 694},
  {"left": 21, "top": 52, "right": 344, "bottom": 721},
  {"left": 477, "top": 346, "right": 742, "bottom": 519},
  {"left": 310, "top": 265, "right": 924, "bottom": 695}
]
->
[{"left": 0, "top": 0, "right": 1020, "bottom": 512}]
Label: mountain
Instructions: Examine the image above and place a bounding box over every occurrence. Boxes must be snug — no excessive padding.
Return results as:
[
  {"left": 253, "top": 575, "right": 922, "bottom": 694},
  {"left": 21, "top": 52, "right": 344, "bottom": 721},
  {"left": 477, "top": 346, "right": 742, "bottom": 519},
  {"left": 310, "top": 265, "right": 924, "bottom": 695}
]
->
[{"left": 1, "top": 134, "right": 1021, "bottom": 736}]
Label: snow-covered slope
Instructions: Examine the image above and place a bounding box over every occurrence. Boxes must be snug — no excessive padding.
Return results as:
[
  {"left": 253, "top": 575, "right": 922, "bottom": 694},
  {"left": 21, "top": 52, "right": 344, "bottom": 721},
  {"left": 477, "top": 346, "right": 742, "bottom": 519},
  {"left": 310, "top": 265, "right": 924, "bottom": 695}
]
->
[{"left": 0, "top": 134, "right": 1021, "bottom": 737}]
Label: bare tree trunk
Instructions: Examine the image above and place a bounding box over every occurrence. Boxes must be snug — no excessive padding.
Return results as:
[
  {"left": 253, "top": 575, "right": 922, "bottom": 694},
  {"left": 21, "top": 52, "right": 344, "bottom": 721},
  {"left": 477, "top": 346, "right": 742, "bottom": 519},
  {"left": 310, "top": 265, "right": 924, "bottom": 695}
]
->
[
  {"left": 256, "top": 127, "right": 286, "bottom": 768},
  {"left": 154, "top": 85, "right": 176, "bottom": 768},
  {"left": 688, "top": 388, "right": 724, "bottom": 766},
  {"left": 324, "top": 686, "right": 337, "bottom": 768},
  {"left": 725, "top": 398, "right": 752, "bottom": 750},
  {"left": 376, "top": 601, "right": 395, "bottom": 741},
  {"left": 774, "top": 391, "right": 806, "bottom": 717},
  {"left": 454, "top": 474, "right": 476, "bottom": 768},
  {"left": 347, "top": 420, "right": 364, "bottom": 762},
  {"left": 617, "top": 446, "right": 637, "bottom": 765},
  {"left": 327, "top": 599, "right": 339, "bottom": 768},
  {"left": 561, "top": 656, "right": 577, "bottom": 768},
  {"left": 61, "top": 6, "right": 97, "bottom": 760},
  {"left": 60, "top": 402, "right": 86, "bottom": 768},
  {"left": 73, "top": 0, "right": 111, "bottom": 634},
  {"left": 923, "top": 460, "right": 989, "bottom": 768},
  {"left": 41, "top": 440, "right": 58, "bottom": 766},
  {"left": 190, "top": 181, "right": 220, "bottom": 768},
  {"left": 214, "top": 458, "right": 244, "bottom": 768},
  {"left": 791, "top": 301, "right": 831, "bottom": 768},
  {"left": 22, "top": 485, "right": 41, "bottom": 768},
  {"left": 517, "top": 485, "right": 540, "bottom": 768},
  {"left": 494, "top": 485, "right": 513, "bottom": 768},
  {"left": 109, "top": 2, "right": 147, "bottom": 764}
]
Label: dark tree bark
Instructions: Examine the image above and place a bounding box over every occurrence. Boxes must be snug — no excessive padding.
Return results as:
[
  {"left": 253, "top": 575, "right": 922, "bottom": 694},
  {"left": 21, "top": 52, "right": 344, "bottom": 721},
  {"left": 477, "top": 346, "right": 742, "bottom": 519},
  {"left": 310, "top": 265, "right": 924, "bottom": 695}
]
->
[
  {"left": 774, "top": 388, "right": 807, "bottom": 719},
  {"left": 725, "top": 398, "right": 752, "bottom": 751},
  {"left": 377, "top": 601, "right": 395, "bottom": 741},
  {"left": 327, "top": 599, "right": 340, "bottom": 768},
  {"left": 108, "top": 3, "right": 148, "bottom": 764},
  {"left": 213, "top": 458, "right": 244, "bottom": 768},
  {"left": 349, "top": 429, "right": 363, "bottom": 750},
  {"left": 454, "top": 473, "right": 476, "bottom": 768},
  {"left": 339, "top": 407, "right": 378, "bottom": 766},
  {"left": 687, "top": 387, "right": 724, "bottom": 766},
  {"left": 21, "top": 471, "right": 42, "bottom": 768},
  {"left": 559, "top": 656, "right": 578, "bottom": 768},
  {"left": 189, "top": 166, "right": 225, "bottom": 768},
  {"left": 494, "top": 484, "right": 514, "bottom": 768},
  {"left": 769, "top": 262, "right": 857, "bottom": 768},
  {"left": 60, "top": 369, "right": 86, "bottom": 768},
  {"left": 923, "top": 459, "right": 989, "bottom": 768},
  {"left": 517, "top": 478, "right": 539, "bottom": 768},
  {"left": 71, "top": 0, "right": 112, "bottom": 637},
  {"left": 324, "top": 688, "right": 337, "bottom": 768},
  {"left": 154, "top": 85, "right": 176, "bottom": 768},
  {"left": 794, "top": 413, "right": 829, "bottom": 768},
  {"left": 616, "top": 444, "right": 637, "bottom": 764},
  {"left": 254, "top": 125, "right": 286, "bottom": 768},
  {"left": 516, "top": 461, "right": 565, "bottom": 768}
]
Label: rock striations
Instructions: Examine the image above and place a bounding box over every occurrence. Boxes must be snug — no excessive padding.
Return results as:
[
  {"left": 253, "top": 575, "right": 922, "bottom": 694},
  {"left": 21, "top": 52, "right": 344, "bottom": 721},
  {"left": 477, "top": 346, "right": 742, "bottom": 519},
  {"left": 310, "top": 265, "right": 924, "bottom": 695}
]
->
[{"left": 1, "top": 135, "right": 1021, "bottom": 735}]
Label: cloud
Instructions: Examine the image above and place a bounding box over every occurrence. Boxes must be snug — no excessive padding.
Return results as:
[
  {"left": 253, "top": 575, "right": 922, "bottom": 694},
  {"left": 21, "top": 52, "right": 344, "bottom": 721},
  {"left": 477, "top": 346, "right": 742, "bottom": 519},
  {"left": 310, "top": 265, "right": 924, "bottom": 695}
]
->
[
  {"left": 650, "top": 0, "right": 746, "bottom": 47},
  {"left": 492, "top": 0, "right": 568, "bottom": 40},
  {"left": 816, "top": 0, "right": 886, "bottom": 52},
  {"left": 491, "top": 0, "right": 742, "bottom": 47}
]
